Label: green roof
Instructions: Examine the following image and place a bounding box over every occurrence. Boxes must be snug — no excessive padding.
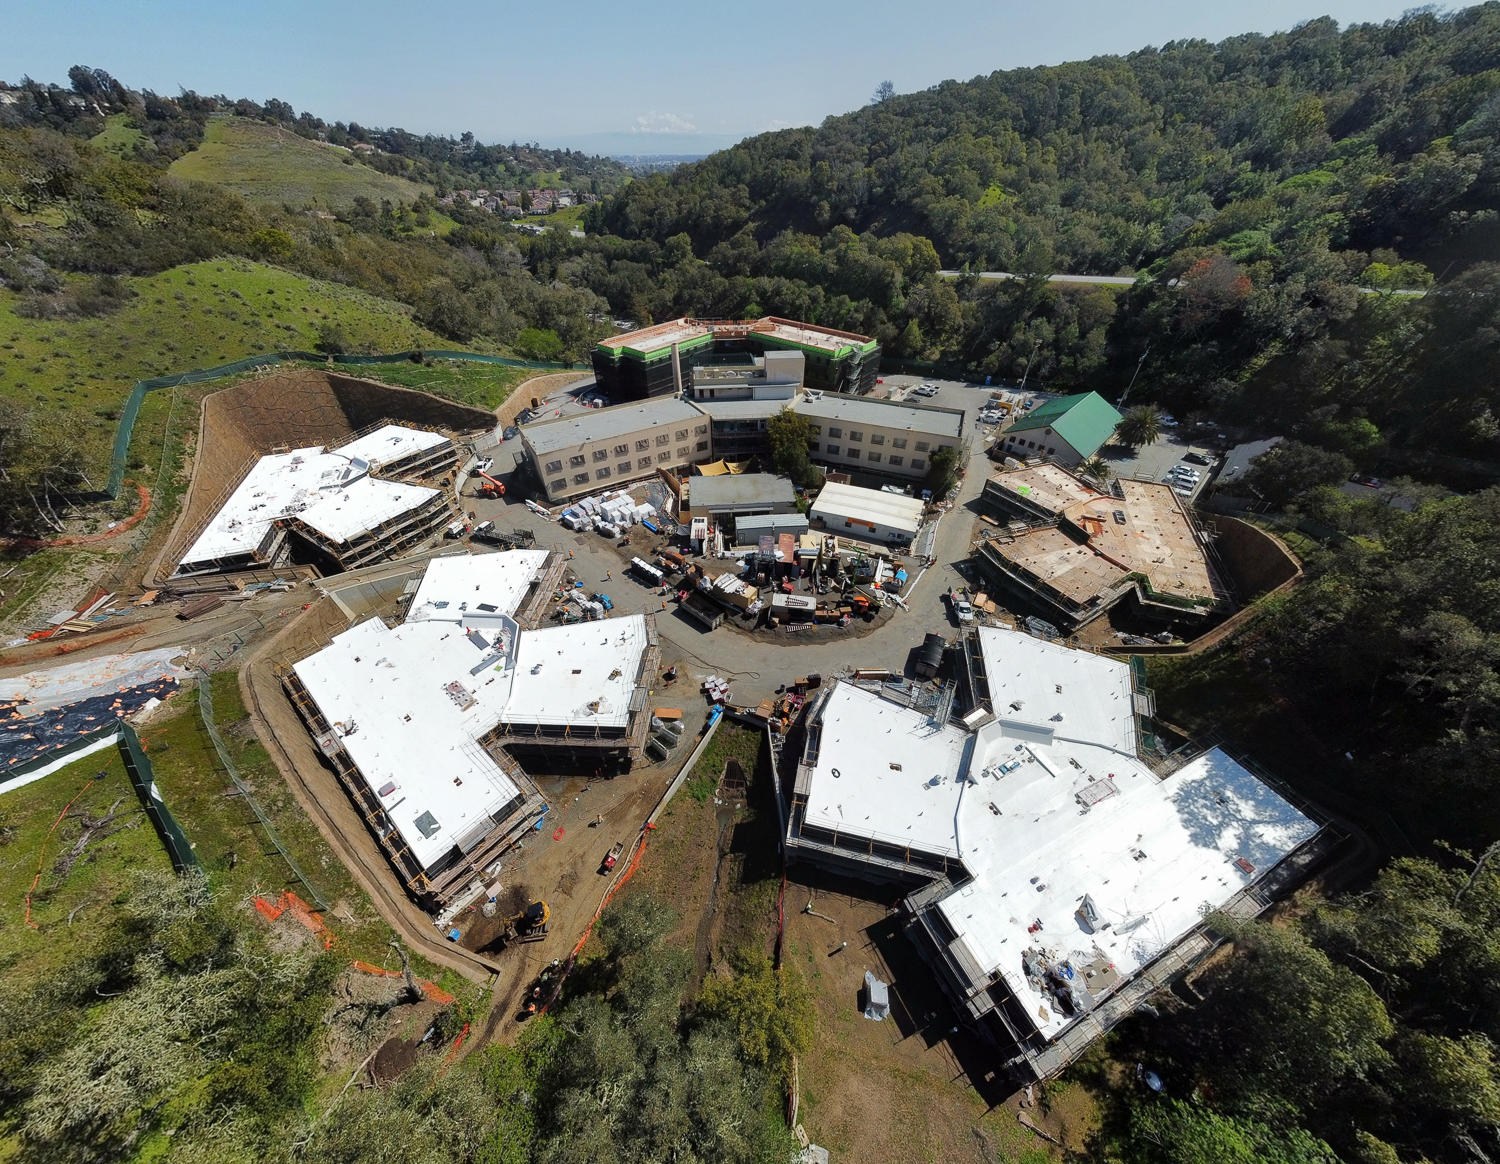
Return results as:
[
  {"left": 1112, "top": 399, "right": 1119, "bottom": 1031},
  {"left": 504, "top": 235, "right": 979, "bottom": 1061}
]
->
[{"left": 1006, "top": 392, "right": 1122, "bottom": 458}]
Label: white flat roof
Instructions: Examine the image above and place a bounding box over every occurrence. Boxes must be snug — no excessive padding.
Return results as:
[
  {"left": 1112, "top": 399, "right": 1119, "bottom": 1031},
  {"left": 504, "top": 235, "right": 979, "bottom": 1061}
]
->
[
  {"left": 504, "top": 618, "right": 646, "bottom": 730},
  {"left": 295, "top": 476, "right": 440, "bottom": 542},
  {"left": 802, "top": 684, "right": 971, "bottom": 858},
  {"left": 803, "top": 626, "right": 1319, "bottom": 1045},
  {"left": 293, "top": 610, "right": 651, "bottom": 871},
  {"left": 811, "top": 481, "right": 925, "bottom": 534},
  {"left": 522, "top": 397, "right": 706, "bottom": 457},
  {"left": 407, "top": 551, "right": 551, "bottom": 625},
  {"left": 178, "top": 425, "right": 450, "bottom": 569},
  {"left": 796, "top": 394, "right": 964, "bottom": 439},
  {"left": 337, "top": 424, "right": 450, "bottom": 471},
  {"left": 293, "top": 616, "right": 525, "bottom": 872}
]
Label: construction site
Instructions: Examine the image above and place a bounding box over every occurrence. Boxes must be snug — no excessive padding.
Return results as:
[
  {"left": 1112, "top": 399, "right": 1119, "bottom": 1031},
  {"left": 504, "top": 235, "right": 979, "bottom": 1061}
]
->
[
  {"left": 154, "top": 368, "right": 494, "bottom": 587},
  {"left": 784, "top": 626, "right": 1335, "bottom": 1081},
  {"left": 972, "top": 463, "right": 1230, "bottom": 633}
]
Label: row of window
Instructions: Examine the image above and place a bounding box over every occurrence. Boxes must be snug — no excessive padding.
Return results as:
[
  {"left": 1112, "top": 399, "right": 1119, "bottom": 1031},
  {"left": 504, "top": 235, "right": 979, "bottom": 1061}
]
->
[
  {"left": 548, "top": 442, "right": 709, "bottom": 493},
  {"left": 541, "top": 425, "right": 710, "bottom": 474},
  {"left": 817, "top": 444, "right": 924, "bottom": 470},
  {"left": 1003, "top": 434, "right": 1058, "bottom": 456},
  {"left": 809, "top": 425, "right": 927, "bottom": 452}
]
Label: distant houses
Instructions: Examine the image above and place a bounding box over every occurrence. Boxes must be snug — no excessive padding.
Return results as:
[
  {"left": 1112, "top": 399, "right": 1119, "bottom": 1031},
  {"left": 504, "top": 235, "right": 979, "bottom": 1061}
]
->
[{"left": 437, "top": 186, "right": 596, "bottom": 218}]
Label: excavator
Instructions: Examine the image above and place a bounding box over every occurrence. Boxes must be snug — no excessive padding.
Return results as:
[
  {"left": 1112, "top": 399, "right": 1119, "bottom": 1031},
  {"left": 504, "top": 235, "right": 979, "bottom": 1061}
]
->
[
  {"left": 503, "top": 900, "right": 550, "bottom": 943},
  {"left": 473, "top": 469, "right": 506, "bottom": 499}
]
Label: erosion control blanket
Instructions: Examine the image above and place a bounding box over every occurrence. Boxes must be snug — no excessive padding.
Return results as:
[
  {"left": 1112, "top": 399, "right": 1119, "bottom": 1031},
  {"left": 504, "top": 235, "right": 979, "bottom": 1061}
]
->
[{"left": 0, "top": 649, "right": 186, "bottom": 769}]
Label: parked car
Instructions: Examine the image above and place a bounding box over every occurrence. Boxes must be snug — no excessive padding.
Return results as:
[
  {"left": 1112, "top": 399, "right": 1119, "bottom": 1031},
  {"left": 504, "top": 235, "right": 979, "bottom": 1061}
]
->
[
  {"left": 1183, "top": 451, "right": 1211, "bottom": 465},
  {"left": 475, "top": 457, "right": 493, "bottom": 473},
  {"left": 913, "top": 384, "right": 940, "bottom": 398},
  {"left": 503, "top": 426, "right": 520, "bottom": 440}
]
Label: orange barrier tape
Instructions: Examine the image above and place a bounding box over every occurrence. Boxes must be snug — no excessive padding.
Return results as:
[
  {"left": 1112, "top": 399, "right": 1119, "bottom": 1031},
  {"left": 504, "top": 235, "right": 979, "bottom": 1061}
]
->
[{"left": 23, "top": 772, "right": 104, "bottom": 929}]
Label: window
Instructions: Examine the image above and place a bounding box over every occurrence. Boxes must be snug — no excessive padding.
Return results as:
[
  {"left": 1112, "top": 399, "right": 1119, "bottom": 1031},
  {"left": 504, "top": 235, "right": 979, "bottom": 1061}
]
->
[
  {"left": 617, "top": 462, "right": 632, "bottom": 477},
  {"left": 676, "top": 447, "right": 688, "bottom": 459},
  {"left": 545, "top": 459, "right": 562, "bottom": 473},
  {"left": 593, "top": 448, "right": 609, "bottom": 462},
  {"left": 694, "top": 424, "right": 708, "bottom": 436},
  {"left": 596, "top": 467, "right": 610, "bottom": 479},
  {"left": 549, "top": 478, "right": 566, "bottom": 492},
  {"left": 845, "top": 448, "right": 860, "bottom": 459},
  {"left": 938, "top": 444, "right": 954, "bottom": 453},
  {"left": 848, "top": 430, "right": 863, "bottom": 442},
  {"left": 572, "top": 472, "right": 589, "bottom": 485},
  {"left": 810, "top": 425, "right": 822, "bottom": 435},
  {"left": 636, "top": 438, "right": 651, "bottom": 451},
  {"left": 914, "top": 441, "right": 929, "bottom": 452},
  {"left": 696, "top": 440, "right": 709, "bottom": 452},
  {"left": 637, "top": 456, "right": 652, "bottom": 469},
  {"left": 613, "top": 443, "right": 630, "bottom": 456},
  {"left": 828, "top": 426, "right": 842, "bottom": 438},
  {"left": 889, "top": 455, "right": 903, "bottom": 467},
  {"left": 867, "top": 452, "right": 882, "bottom": 463},
  {"left": 911, "top": 458, "right": 926, "bottom": 470},
  {"left": 569, "top": 454, "right": 586, "bottom": 467},
  {"left": 892, "top": 437, "right": 907, "bottom": 449},
  {"left": 825, "top": 445, "right": 839, "bottom": 456},
  {"left": 656, "top": 451, "right": 671, "bottom": 462},
  {"left": 870, "top": 434, "right": 884, "bottom": 446},
  {"left": 655, "top": 434, "right": 670, "bottom": 447},
  {"left": 1047, "top": 447, "right": 1056, "bottom": 455},
  {"left": 675, "top": 429, "right": 688, "bottom": 441}
]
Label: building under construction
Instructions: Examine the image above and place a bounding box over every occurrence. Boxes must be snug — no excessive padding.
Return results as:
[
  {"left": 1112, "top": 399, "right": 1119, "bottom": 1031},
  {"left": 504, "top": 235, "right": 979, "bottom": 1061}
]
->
[
  {"left": 173, "top": 423, "right": 460, "bottom": 579},
  {"left": 592, "top": 317, "right": 881, "bottom": 401},
  {"left": 785, "top": 627, "right": 1332, "bottom": 1081},
  {"left": 283, "top": 551, "right": 660, "bottom": 911},
  {"left": 973, "top": 463, "right": 1228, "bottom": 631}
]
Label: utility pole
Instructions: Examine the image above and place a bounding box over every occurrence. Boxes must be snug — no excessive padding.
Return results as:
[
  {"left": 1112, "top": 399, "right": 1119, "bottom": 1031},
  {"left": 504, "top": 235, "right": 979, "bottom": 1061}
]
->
[
  {"left": 1019, "top": 340, "right": 1041, "bottom": 391},
  {"left": 1119, "top": 342, "right": 1151, "bottom": 406}
]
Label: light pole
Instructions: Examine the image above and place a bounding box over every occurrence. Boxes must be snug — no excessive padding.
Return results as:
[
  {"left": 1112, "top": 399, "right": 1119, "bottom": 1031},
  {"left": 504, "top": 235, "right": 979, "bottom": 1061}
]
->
[{"left": 1019, "top": 340, "right": 1040, "bottom": 391}]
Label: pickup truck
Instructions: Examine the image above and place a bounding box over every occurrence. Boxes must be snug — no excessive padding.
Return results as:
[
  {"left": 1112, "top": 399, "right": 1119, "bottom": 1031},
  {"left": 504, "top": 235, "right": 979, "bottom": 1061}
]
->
[{"left": 949, "top": 590, "right": 976, "bottom": 624}]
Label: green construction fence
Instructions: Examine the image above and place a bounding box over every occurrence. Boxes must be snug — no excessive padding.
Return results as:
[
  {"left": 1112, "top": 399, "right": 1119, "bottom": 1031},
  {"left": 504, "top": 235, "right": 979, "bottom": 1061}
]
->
[{"left": 97, "top": 348, "right": 578, "bottom": 502}]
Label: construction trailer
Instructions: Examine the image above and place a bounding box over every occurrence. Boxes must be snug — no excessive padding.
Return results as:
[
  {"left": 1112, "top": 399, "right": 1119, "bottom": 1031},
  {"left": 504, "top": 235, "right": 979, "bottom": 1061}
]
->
[{"left": 785, "top": 628, "right": 1335, "bottom": 1082}]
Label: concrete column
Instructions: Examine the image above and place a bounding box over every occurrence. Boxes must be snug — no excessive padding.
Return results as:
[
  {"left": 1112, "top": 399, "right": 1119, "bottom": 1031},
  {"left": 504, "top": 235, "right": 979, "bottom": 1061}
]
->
[{"left": 671, "top": 342, "right": 683, "bottom": 395}]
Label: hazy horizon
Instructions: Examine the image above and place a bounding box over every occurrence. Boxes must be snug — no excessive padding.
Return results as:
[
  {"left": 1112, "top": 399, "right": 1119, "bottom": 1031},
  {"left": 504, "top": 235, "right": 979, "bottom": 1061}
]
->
[{"left": 6, "top": 0, "right": 1425, "bottom": 157}]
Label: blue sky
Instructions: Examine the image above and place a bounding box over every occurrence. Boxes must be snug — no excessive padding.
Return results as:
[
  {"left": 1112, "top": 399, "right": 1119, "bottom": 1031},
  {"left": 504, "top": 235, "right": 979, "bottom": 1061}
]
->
[{"left": 5, "top": 1, "right": 1422, "bottom": 155}]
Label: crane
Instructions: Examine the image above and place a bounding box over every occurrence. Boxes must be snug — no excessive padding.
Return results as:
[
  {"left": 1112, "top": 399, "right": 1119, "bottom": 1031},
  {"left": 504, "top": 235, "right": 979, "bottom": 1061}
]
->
[{"left": 472, "top": 469, "right": 506, "bottom": 498}]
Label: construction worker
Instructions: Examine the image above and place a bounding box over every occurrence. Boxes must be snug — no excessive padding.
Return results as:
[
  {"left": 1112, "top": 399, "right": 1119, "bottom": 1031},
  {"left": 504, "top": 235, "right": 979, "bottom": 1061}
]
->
[{"left": 605, "top": 570, "right": 612, "bottom": 581}]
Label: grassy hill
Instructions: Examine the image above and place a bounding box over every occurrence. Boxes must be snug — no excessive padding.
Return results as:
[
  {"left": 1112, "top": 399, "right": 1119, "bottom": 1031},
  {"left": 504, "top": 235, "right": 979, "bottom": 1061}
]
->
[
  {"left": 0, "top": 258, "right": 463, "bottom": 480},
  {"left": 169, "top": 115, "right": 429, "bottom": 209},
  {"left": 89, "top": 112, "right": 147, "bottom": 157}
]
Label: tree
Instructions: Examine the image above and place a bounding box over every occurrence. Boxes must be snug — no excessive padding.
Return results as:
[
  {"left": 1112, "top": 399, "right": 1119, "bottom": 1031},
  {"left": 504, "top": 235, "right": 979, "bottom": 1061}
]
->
[
  {"left": 696, "top": 949, "right": 814, "bottom": 1082},
  {"left": 515, "top": 327, "right": 565, "bottom": 362},
  {"left": 316, "top": 321, "right": 348, "bottom": 355},
  {"left": 925, "top": 445, "right": 962, "bottom": 498},
  {"left": 872, "top": 80, "right": 895, "bottom": 104},
  {"left": 1241, "top": 440, "right": 1353, "bottom": 508},
  {"left": 1114, "top": 405, "right": 1165, "bottom": 449},
  {"left": 766, "top": 407, "right": 823, "bottom": 488},
  {"left": 1079, "top": 455, "right": 1112, "bottom": 483},
  {"left": 1124, "top": 1098, "right": 1341, "bottom": 1164}
]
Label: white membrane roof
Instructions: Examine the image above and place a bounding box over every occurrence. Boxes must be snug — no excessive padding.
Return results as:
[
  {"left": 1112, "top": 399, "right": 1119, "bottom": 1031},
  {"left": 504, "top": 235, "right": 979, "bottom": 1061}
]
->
[
  {"left": 293, "top": 609, "right": 650, "bottom": 871},
  {"left": 407, "top": 551, "right": 551, "bottom": 625},
  {"left": 337, "top": 424, "right": 450, "bottom": 471},
  {"left": 178, "top": 425, "right": 446, "bottom": 569},
  {"left": 294, "top": 476, "right": 439, "bottom": 542},
  {"left": 803, "top": 626, "right": 1319, "bottom": 1044}
]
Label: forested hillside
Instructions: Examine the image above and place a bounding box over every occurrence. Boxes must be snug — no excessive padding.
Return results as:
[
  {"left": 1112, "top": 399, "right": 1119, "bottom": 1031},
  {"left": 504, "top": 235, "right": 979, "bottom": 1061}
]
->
[{"left": 578, "top": 7, "right": 1500, "bottom": 430}]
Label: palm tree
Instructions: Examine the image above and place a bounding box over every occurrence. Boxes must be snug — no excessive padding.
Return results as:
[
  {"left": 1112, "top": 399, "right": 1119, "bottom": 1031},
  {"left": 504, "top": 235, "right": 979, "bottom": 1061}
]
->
[
  {"left": 1079, "top": 455, "right": 1112, "bottom": 484},
  {"left": 1115, "top": 404, "right": 1164, "bottom": 449}
]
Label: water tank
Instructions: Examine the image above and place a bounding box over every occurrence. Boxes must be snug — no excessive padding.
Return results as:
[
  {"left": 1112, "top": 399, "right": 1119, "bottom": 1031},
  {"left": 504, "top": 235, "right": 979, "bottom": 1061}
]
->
[{"left": 916, "top": 632, "right": 946, "bottom": 678}]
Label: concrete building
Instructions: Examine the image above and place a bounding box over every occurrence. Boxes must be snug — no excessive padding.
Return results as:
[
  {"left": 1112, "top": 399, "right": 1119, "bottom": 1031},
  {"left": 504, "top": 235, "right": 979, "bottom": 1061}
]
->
[
  {"left": 974, "top": 464, "right": 1225, "bottom": 630},
  {"left": 786, "top": 628, "right": 1330, "bottom": 1080},
  {"left": 995, "top": 392, "right": 1122, "bottom": 467},
  {"left": 809, "top": 481, "right": 925, "bottom": 547},
  {"left": 799, "top": 394, "right": 965, "bottom": 485},
  {"left": 592, "top": 317, "right": 879, "bottom": 401},
  {"left": 286, "top": 550, "right": 659, "bottom": 910},
  {"left": 694, "top": 397, "right": 791, "bottom": 461},
  {"left": 522, "top": 397, "right": 712, "bottom": 503}
]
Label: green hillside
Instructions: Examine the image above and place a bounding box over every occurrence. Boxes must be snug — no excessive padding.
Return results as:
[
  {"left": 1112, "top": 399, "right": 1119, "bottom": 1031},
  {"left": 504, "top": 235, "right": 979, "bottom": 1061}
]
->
[
  {"left": 0, "top": 258, "right": 463, "bottom": 479},
  {"left": 169, "top": 115, "right": 429, "bottom": 209}
]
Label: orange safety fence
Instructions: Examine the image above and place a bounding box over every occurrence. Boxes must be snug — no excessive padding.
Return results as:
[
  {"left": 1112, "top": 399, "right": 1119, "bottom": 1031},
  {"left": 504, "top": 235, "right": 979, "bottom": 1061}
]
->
[
  {"left": 252, "top": 890, "right": 334, "bottom": 949},
  {"left": 535, "top": 828, "right": 651, "bottom": 1019},
  {"left": 349, "top": 959, "right": 455, "bottom": 1004}
]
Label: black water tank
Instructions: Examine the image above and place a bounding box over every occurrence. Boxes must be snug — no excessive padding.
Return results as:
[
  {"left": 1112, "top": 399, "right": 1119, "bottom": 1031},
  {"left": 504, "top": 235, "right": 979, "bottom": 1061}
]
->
[{"left": 916, "top": 632, "right": 946, "bottom": 678}]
